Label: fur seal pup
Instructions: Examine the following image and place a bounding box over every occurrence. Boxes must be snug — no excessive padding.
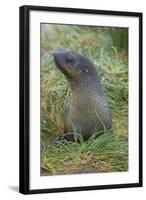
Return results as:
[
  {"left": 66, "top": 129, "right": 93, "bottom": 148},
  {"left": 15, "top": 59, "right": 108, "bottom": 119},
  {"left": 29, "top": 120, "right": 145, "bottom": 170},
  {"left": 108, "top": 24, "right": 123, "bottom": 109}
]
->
[{"left": 53, "top": 49, "right": 112, "bottom": 141}]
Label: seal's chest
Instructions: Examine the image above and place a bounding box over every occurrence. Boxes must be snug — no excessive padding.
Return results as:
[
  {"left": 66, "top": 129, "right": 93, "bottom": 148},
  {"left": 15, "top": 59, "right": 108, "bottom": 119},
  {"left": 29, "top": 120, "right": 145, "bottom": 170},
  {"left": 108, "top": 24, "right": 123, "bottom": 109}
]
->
[
  {"left": 70, "top": 98, "right": 97, "bottom": 124},
  {"left": 71, "top": 94, "right": 98, "bottom": 113}
]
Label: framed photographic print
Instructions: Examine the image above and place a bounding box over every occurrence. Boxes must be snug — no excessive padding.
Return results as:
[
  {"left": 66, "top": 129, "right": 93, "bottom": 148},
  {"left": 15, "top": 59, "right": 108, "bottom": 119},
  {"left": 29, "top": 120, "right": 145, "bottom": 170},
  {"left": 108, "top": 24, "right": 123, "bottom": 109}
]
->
[{"left": 19, "top": 5, "right": 143, "bottom": 194}]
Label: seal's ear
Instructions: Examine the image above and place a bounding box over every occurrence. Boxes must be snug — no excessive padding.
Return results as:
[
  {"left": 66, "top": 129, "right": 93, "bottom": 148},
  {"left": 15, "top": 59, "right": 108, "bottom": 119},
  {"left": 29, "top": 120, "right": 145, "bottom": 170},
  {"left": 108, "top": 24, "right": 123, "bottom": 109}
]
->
[{"left": 82, "top": 68, "right": 89, "bottom": 73}]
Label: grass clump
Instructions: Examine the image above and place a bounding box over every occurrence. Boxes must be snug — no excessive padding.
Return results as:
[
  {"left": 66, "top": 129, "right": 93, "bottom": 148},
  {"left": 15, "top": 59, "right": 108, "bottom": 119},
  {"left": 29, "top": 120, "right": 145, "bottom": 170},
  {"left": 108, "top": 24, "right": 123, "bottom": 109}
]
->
[
  {"left": 41, "top": 131, "right": 128, "bottom": 175},
  {"left": 40, "top": 24, "right": 128, "bottom": 175}
]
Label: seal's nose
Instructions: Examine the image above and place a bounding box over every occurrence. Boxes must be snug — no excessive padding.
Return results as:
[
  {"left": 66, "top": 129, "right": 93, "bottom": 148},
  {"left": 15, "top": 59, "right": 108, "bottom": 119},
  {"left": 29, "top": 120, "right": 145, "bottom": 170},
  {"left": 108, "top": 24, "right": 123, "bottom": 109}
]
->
[
  {"left": 53, "top": 49, "right": 62, "bottom": 60},
  {"left": 53, "top": 49, "right": 67, "bottom": 68},
  {"left": 53, "top": 49, "right": 67, "bottom": 63},
  {"left": 53, "top": 52, "right": 58, "bottom": 59},
  {"left": 53, "top": 51, "right": 62, "bottom": 62}
]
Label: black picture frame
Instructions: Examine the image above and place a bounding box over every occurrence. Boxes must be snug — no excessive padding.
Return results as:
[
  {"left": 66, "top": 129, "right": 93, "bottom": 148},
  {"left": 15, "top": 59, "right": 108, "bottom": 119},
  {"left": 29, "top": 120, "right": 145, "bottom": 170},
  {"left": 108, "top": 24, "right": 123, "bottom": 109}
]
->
[{"left": 19, "top": 5, "right": 143, "bottom": 194}]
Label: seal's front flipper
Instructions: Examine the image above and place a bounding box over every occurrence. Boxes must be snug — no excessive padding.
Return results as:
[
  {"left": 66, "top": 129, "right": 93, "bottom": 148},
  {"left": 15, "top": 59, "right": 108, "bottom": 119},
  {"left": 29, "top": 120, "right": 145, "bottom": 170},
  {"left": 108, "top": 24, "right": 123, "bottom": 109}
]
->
[{"left": 49, "top": 133, "right": 78, "bottom": 143}]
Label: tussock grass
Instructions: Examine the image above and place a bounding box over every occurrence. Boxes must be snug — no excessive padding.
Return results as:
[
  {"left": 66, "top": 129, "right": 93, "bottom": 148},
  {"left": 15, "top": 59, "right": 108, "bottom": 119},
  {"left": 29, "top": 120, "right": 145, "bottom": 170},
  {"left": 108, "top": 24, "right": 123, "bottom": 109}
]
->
[
  {"left": 41, "top": 131, "right": 128, "bottom": 175},
  {"left": 40, "top": 24, "right": 128, "bottom": 175}
]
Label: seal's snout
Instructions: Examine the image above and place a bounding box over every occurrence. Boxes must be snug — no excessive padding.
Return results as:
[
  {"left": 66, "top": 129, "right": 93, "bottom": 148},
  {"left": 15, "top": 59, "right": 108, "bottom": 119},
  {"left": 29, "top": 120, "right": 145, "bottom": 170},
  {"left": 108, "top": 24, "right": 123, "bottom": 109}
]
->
[
  {"left": 53, "top": 49, "right": 68, "bottom": 75},
  {"left": 53, "top": 49, "right": 77, "bottom": 78},
  {"left": 53, "top": 48, "right": 66, "bottom": 58},
  {"left": 53, "top": 51, "right": 65, "bottom": 67},
  {"left": 53, "top": 51, "right": 59, "bottom": 61}
]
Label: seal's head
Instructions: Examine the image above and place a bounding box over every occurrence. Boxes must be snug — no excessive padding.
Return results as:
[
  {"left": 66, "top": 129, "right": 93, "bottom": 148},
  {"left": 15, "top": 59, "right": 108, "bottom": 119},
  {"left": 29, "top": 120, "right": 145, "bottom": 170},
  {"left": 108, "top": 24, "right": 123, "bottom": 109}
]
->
[{"left": 53, "top": 49, "right": 97, "bottom": 81}]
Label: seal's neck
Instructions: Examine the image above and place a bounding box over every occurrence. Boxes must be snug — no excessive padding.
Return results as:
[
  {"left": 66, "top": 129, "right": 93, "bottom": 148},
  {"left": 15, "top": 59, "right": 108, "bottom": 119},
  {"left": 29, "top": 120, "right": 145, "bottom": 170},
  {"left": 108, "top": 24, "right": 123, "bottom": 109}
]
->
[{"left": 69, "top": 75, "right": 103, "bottom": 97}]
